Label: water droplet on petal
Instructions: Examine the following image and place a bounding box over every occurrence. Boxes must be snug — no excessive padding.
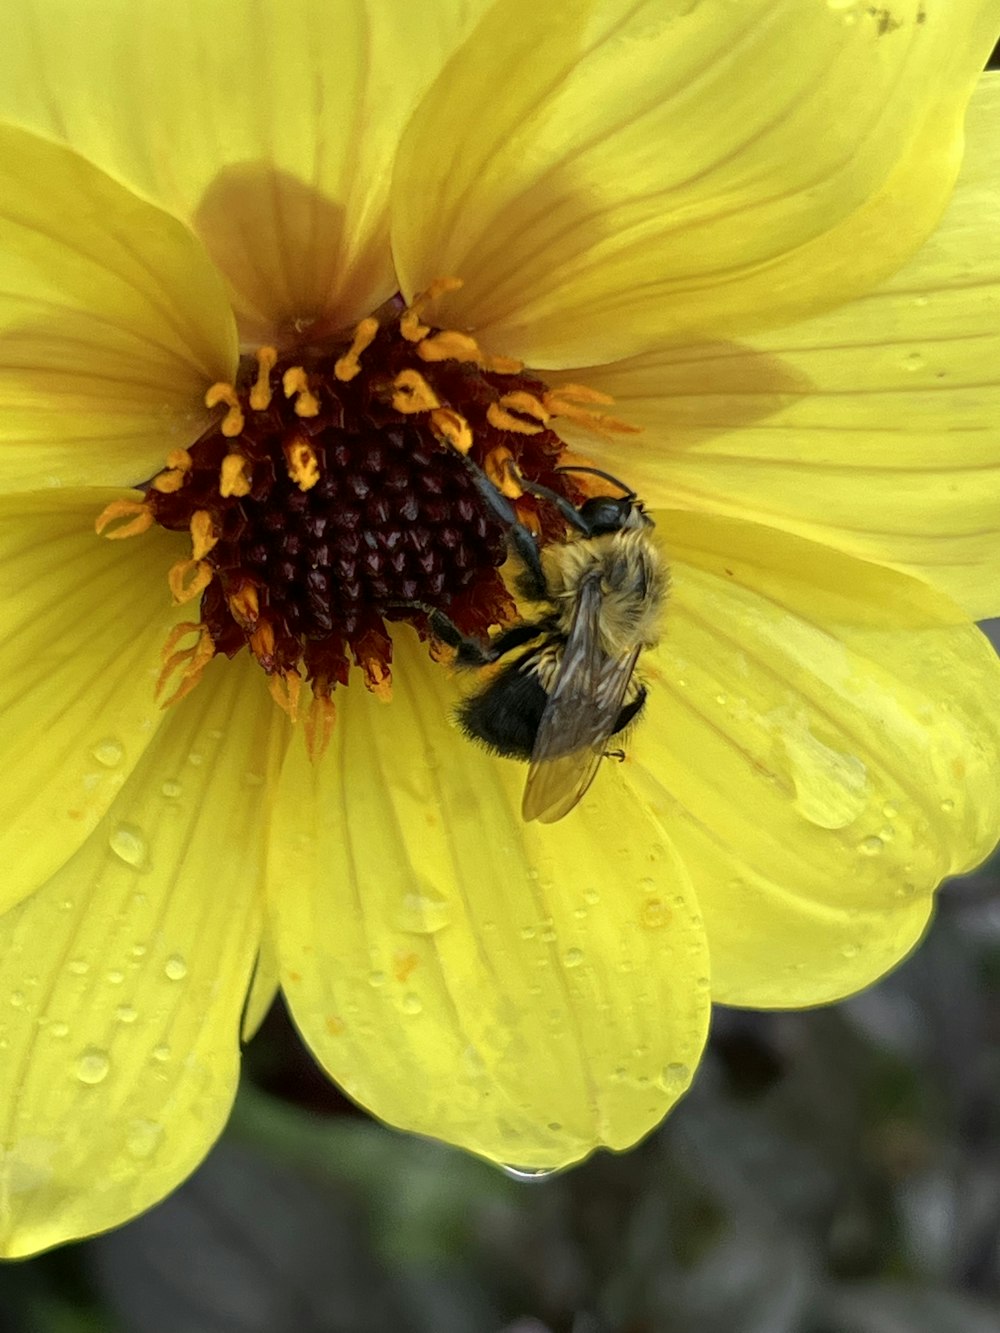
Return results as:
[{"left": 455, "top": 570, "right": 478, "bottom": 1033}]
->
[
  {"left": 902, "top": 351, "right": 925, "bottom": 372},
  {"left": 67, "top": 959, "right": 90, "bottom": 976},
  {"left": 125, "top": 1118, "right": 164, "bottom": 1159},
  {"left": 160, "top": 779, "right": 182, "bottom": 799},
  {"left": 563, "top": 947, "right": 584, "bottom": 968},
  {"left": 109, "top": 824, "right": 147, "bottom": 869},
  {"left": 858, "top": 835, "right": 884, "bottom": 857},
  {"left": 841, "top": 942, "right": 860, "bottom": 959},
  {"left": 48, "top": 1021, "right": 69, "bottom": 1039},
  {"left": 393, "top": 888, "right": 452, "bottom": 935},
  {"left": 75, "top": 1047, "right": 110, "bottom": 1085},
  {"left": 882, "top": 800, "right": 900, "bottom": 818},
  {"left": 661, "top": 1062, "right": 691, "bottom": 1090},
  {"left": 187, "top": 751, "right": 204, "bottom": 767},
  {"left": 164, "top": 954, "right": 187, "bottom": 981},
  {"left": 151, "top": 1043, "right": 171, "bottom": 1063},
  {"left": 368, "top": 970, "right": 387, "bottom": 988},
  {"left": 91, "top": 738, "right": 124, "bottom": 768},
  {"left": 106, "top": 969, "right": 125, "bottom": 985},
  {"left": 777, "top": 710, "right": 868, "bottom": 830},
  {"left": 941, "top": 798, "right": 955, "bottom": 814},
  {"left": 115, "top": 1004, "right": 138, "bottom": 1024},
  {"left": 401, "top": 993, "right": 423, "bottom": 1015},
  {"left": 9, "top": 991, "right": 25, "bottom": 1008},
  {"left": 501, "top": 1165, "right": 558, "bottom": 1181},
  {"left": 641, "top": 897, "right": 670, "bottom": 929}
]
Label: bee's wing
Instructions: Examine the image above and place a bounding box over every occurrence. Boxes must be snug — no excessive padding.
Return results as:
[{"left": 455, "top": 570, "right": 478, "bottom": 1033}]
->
[{"left": 522, "top": 572, "right": 642, "bottom": 824}]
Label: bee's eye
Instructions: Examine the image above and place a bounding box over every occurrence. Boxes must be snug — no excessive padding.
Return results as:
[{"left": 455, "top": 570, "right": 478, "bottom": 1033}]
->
[{"left": 578, "top": 497, "right": 630, "bottom": 534}]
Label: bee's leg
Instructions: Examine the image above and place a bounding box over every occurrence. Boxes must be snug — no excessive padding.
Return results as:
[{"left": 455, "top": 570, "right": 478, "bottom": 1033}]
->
[
  {"left": 385, "top": 599, "right": 496, "bottom": 665},
  {"left": 513, "top": 476, "right": 594, "bottom": 536},
  {"left": 444, "top": 452, "right": 550, "bottom": 598}
]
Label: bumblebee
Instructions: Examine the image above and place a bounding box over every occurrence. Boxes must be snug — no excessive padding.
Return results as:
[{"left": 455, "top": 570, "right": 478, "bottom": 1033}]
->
[{"left": 427, "top": 462, "right": 668, "bottom": 823}]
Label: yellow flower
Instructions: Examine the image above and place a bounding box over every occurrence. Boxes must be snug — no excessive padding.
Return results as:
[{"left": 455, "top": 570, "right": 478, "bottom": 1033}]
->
[{"left": 1, "top": 0, "right": 1000, "bottom": 1257}]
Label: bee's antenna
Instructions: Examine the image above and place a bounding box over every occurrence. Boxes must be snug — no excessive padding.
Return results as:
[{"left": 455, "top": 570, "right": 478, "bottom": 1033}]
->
[{"left": 553, "top": 465, "right": 636, "bottom": 500}]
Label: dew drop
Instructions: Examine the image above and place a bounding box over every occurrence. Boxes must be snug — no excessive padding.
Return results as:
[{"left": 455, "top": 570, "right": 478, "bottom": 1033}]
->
[
  {"left": 115, "top": 1004, "right": 138, "bottom": 1024},
  {"left": 106, "top": 969, "right": 125, "bottom": 985},
  {"left": 661, "top": 1062, "right": 691, "bottom": 1090},
  {"left": 75, "top": 1047, "right": 110, "bottom": 1085},
  {"left": 58, "top": 898, "right": 74, "bottom": 913},
  {"left": 91, "top": 738, "right": 124, "bottom": 768},
  {"left": 941, "top": 798, "right": 955, "bottom": 814},
  {"left": 778, "top": 712, "right": 868, "bottom": 830},
  {"left": 393, "top": 888, "right": 452, "bottom": 935},
  {"left": 583, "top": 888, "right": 600, "bottom": 906},
  {"left": 401, "top": 993, "right": 423, "bottom": 1015},
  {"left": 164, "top": 954, "right": 187, "bottom": 981},
  {"left": 160, "top": 779, "right": 182, "bottom": 799},
  {"left": 882, "top": 800, "right": 900, "bottom": 818},
  {"left": 695, "top": 976, "right": 710, "bottom": 990},
  {"left": 901, "top": 351, "right": 925, "bottom": 372},
  {"left": 858, "top": 835, "right": 884, "bottom": 857},
  {"left": 540, "top": 926, "right": 557, "bottom": 944},
  {"left": 563, "top": 947, "right": 584, "bottom": 969},
  {"left": 368, "top": 970, "right": 387, "bottom": 988},
  {"left": 48, "top": 1021, "right": 69, "bottom": 1039},
  {"left": 9, "top": 991, "right": 25, "bottom": 1009},
  {"left": 187, "top": 751, "right": 204, "bottom": 767},
  {"left": 109, "top": 824, "right": 147, "bottom": 869},
  {"left": 151, "top": 1043, "right": 171, "bottom": 1063},
  {"left": 501, "top": 1165, "right": 558, "bottom": 1182},
  {"left": 67, "top": 959, "right": 90, "bottom": 976},
  {"left": 126, "top": 1119, "right": 164, "bottom": 1160},
  {"left": 519, "top": 926, "right": 536, "bottom": 941},
  {"left": 841, "top": 942, "right": 860, "bottom": 959},
  {"left": 641, "top": 897, "right": 670, "bottom": 929},
  {"left": 130, "top": 943, "right": 148, "bottom": 960}
]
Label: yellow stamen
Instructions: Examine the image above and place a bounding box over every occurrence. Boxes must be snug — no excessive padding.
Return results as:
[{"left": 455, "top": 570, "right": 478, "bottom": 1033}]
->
[
  {"left": 156, "top": 622, "right": 216, "bottom": 708},
  {"left": 498, "top": 390, "right": 550, "bottom": 424},
  {"left": 166, "top": 449, "right": 193, "bottom": 472},
  {"left": 220, "top": 453, "right": 252, "bottom": 497},
  {"left": 360, "top": 654, "right": 393, "bottom": 701},
  {"left": 484, "top": 353, "right": 525, "bottom": 375},
  {"left": 168, "top": 557, "right": 213, "bottom": 605},
  {"left": 392, "top": 369, "right": 441, "bottom": 414},
  {"left": 95, "top": 498, "right": 153, "bottom": 540},
  {"left": 429, "top": 407, "right": 474, "bottom": 455},
  {"left": 334, "top": 317, "right": 379, "bottom": 382},
  {"left": 282, "top": 365, "right": 320, "bottom": 417},
  {"left": 269, "top": 669, "right": 302, "bottom": 722},
  {"left": 416, "top": 330, "right": 485, "bottom": 365},
  {"left": 190, "top": 510, "right": 218, "bottom": 560},
  {"left": 249, "top": 346, "right": 278, "bottom": 411},
  {"left": 250, "top": 619, "right": 278, "bottom": 673},
  {"left": 400, "top": 276, "right": 464, "bottom": 342},
  {"left": 205, "top": 382, "right": 245, "bottom": 437},
  {"left": 150, "top": 468, "right": 187, "bottom": 494},
  {"left": 484, "top": 447, "right": 523, "bottom": 499},
  {"left": 227, "top": 583, "right": 260, "bottom": 631},
  {"left": 304, "top": 687, "right": 336, "bottom": 761},
  {"left": 543, "top": 385, "right": 641, "bottom": 436},
  {"left": 486, "top": 401, "right": 543, "bottom": 436},
  {"left": 284, "top": 434, "right": 321, "bottom": 491}
]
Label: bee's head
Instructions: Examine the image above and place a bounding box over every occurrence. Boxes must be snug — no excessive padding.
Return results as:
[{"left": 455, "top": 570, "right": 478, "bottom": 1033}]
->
[{"left": 578, "top": 495, "right": 651, "bottom": 535}]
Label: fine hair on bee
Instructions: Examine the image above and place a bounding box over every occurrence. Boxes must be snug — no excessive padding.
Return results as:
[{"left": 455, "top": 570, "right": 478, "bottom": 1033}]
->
[{"left": 414, "top": 455, "right": 668, "bottom": 823}]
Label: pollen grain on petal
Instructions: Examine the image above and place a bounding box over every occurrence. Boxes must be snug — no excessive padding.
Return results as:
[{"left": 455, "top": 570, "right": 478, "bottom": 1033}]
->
[{"left": 205, "top": 381, "right": 246, "bottom": 437}]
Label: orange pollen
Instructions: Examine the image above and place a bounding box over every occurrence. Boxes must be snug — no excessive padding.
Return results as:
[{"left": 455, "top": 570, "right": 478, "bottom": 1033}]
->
[{"left": 99, "top": 277, "right": 638, "bottom": 759}]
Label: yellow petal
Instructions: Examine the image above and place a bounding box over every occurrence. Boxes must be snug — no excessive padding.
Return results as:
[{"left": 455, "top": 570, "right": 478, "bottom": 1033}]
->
[
  {"left": 393, "top": 0, "right": 998, "bottom": 367},
  {"left": 567, "top": 73, "right": 1000, "bottom": 620},
  {"left": 0, "top": 124, "right": 236, "bottom": 494},
  {"left": 0, "top": 654, "right": 274, "bottom": 1258},
  {"left": 241, "top": 931, "right": 280, "bottom": 1044},
  {"left": 0, "top": 490, "right": 205, "bottom": 915},
  {"left": 268, "top": 633, "right": 710, "bottom": 1171},
  {"left": 0, "top": 0, "right": 488, "bottom": 345},
  {"left": 628, "top": 512, "right": 1000, "bottom": 1009}
]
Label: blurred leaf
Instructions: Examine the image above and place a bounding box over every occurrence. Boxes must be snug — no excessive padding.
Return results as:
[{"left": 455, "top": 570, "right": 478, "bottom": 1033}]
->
[
  {"left": 87, "top": 1140, "right": 394, "bottom": 1333},
  {"left": 815, "top": 1282, "right": 1000, "bottom": 1333}
]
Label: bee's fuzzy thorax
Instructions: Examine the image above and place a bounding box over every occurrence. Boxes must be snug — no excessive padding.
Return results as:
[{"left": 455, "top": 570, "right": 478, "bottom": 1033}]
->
[{"left": 543, "top": 527, "right": 669, "bottom": 656}]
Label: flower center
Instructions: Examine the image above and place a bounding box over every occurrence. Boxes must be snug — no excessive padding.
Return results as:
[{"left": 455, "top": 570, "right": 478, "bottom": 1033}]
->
[{"left": 96, "top": 280, "right": 636, "bottom": 753}]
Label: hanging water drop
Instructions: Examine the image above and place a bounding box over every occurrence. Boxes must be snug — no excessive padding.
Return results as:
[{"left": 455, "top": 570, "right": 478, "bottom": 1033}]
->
[
  {"left": 75, "top": 1047, "right": 110, "bottom": 1085},
  {"left": 164, "top": 954, "right": 187, "bottom": 981},
  {"left": 91, "top": 738, "right": 124, "bottom": 768},
  {"left": 109, "top": 824, "right": 148, "bottom": 869}
]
